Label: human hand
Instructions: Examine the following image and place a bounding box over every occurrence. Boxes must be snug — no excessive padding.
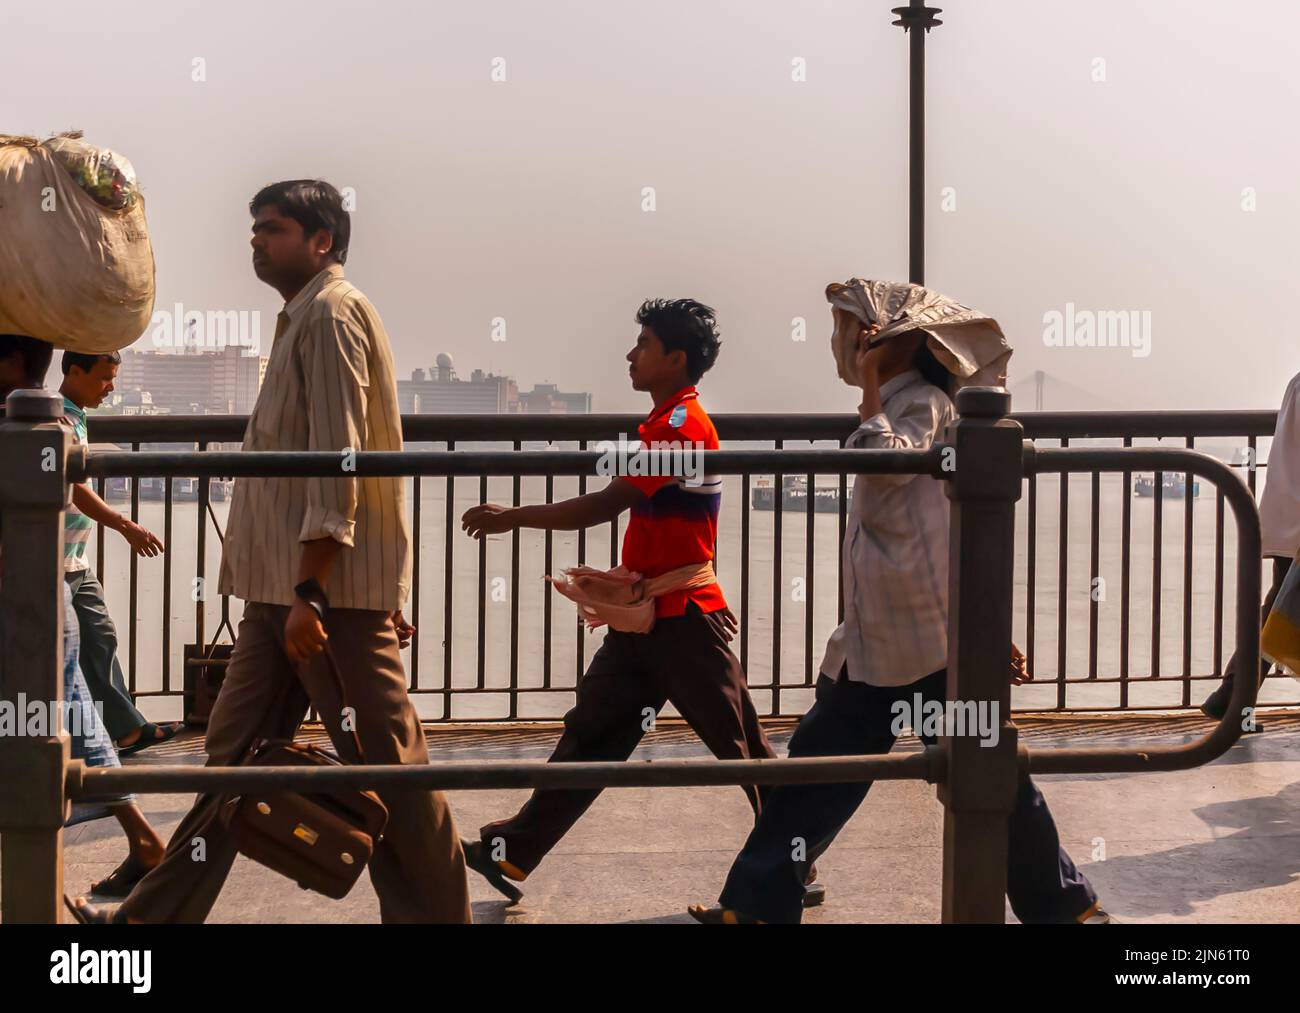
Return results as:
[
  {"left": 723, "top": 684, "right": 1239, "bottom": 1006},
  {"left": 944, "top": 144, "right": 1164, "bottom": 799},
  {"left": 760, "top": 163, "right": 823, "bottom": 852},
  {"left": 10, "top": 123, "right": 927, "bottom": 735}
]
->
[
  {"left": 391, "top": 609, "right": 416, "bottom": 648},
  {"left": 119, "top": 520, "right": 164, "bottom": 557},
  {"left": 461, "top": 503, "right": 517, "bottom": 539},
  {"left": 1010, "top": 643, "right": 1031, "bottom": 685},
  {"left": 285, "top": 598, "right": 328, "bottom": 663}
]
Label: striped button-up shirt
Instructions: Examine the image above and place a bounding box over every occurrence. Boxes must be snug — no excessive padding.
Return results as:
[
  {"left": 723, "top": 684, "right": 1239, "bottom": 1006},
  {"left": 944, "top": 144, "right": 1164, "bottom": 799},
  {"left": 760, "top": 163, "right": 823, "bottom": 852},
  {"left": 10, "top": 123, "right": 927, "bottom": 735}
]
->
[
  {"left": 217, "top": 264, "right": 411, "bottom": 612},
  {"left": 818, "top": 369, "right": 955, "bottom": 687}
]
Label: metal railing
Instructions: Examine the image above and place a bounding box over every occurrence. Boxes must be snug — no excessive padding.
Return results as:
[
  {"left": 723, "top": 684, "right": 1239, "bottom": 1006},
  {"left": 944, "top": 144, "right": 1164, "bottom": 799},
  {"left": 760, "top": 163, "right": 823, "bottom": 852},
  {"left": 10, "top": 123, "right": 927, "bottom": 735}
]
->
[
  {"left": 0, "top": 387, "right": 1263, "bottom": 923},
  {"left": 80, "top": 407, "right": 1288, "bottom": 719}
]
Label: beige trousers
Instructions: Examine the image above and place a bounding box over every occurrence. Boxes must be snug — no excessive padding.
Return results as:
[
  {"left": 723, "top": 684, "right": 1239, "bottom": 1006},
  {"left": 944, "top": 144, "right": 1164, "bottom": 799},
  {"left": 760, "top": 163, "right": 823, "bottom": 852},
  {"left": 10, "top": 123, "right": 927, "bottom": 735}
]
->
[{"left": 119, "top": 602, "right": 471, "bottom": 923}]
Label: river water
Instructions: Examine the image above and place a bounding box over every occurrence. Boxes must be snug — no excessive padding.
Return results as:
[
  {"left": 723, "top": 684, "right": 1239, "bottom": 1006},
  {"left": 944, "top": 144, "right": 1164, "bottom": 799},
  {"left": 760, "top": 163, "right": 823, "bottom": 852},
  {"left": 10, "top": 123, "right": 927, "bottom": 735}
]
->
[{"left": 92, "top": 459, "right": 1298, "bottom": 723}]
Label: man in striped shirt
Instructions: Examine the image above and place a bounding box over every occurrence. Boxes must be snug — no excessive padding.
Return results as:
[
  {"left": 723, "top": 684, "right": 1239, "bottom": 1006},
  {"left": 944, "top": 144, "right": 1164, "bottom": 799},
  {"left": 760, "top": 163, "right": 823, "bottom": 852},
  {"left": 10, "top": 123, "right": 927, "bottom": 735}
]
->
[
  {"left": 73, "top": 180, "right": 469, "bottom": 924},
  {"left": 690, "top": 325, "right": 1106, "bottom": 924}
]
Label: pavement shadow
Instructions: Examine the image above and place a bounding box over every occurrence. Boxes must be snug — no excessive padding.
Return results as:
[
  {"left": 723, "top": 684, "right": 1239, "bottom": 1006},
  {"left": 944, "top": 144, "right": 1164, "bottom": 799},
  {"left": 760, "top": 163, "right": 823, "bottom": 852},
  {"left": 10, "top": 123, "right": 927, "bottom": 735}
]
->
[{"left": 1078, "top": 779, "right": 1300, "bottom": 919}]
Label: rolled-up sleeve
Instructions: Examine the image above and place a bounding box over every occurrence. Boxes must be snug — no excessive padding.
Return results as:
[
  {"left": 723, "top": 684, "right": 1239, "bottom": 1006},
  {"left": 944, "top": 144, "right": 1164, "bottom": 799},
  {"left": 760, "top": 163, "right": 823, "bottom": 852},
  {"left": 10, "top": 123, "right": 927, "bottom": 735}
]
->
[
  {"left": 845, "top": 390, "right": 949, "bottom": 487},
  {"left": 297, "top": 298, "right": 372, "bottom": 546}
]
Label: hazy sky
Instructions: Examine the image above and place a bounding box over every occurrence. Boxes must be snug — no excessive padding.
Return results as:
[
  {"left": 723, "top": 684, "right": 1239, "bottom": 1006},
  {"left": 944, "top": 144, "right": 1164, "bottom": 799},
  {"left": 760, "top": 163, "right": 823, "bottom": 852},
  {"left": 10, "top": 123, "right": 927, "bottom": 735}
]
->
[{"left": 6, "top": 0, "right": 1298, "bottom": 413}]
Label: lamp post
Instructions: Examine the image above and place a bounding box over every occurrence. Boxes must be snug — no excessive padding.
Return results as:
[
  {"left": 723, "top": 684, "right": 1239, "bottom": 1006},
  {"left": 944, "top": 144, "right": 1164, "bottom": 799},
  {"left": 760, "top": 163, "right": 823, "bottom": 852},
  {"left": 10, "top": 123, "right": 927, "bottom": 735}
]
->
[{"left": 891, "top": 2, "right": 943, "bottom": 285}]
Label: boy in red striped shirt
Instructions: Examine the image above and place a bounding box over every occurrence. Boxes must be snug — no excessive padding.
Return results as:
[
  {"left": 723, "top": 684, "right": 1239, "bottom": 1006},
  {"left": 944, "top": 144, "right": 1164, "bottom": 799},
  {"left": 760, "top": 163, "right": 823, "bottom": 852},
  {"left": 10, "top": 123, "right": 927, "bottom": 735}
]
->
[{"left": 462, "top": 299, "right": 819, "bottom": 906}]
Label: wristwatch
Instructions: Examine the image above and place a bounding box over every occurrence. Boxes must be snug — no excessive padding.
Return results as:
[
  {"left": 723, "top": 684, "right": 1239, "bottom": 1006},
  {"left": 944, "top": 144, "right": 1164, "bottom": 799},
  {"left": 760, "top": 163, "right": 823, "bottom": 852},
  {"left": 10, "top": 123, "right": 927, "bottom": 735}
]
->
[{"left": 293, "top": 578, "right": 330, "bottom": 620}]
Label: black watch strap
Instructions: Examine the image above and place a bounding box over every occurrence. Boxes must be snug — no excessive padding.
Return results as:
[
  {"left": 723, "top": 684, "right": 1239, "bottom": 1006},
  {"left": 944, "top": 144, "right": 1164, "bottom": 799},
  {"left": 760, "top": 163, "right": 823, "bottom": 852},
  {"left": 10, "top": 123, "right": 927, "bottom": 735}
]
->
[{"left": 293, "top": 578, "right": 330, "bottom": 619}]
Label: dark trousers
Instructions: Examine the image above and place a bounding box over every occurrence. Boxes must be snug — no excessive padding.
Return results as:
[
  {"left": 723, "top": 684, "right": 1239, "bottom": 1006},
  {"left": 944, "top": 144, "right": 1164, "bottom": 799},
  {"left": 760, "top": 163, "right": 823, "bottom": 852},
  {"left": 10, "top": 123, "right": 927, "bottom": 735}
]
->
[
  {"left": 65, "top": 568, "right": 146, "bottom": 741},
  {"left": 719, "top": 668, "right": 1098, "bottom": 924},
  {"left": 479, "top": 601, "right": 774, "bottom": 875}
]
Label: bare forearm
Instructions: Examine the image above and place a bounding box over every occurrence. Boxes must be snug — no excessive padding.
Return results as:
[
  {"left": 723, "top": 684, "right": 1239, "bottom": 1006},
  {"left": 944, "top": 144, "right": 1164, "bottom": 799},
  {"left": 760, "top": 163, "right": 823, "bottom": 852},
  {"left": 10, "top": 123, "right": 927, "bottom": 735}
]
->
[
  {"left": 297, "top": 537, "right": 343, "bottom": 590},
  {"left": 71, "top": 484, "right": 125, "bottom": 530},
  {"left": 513, "top": 493, "right": 619, "bottom": 531}
]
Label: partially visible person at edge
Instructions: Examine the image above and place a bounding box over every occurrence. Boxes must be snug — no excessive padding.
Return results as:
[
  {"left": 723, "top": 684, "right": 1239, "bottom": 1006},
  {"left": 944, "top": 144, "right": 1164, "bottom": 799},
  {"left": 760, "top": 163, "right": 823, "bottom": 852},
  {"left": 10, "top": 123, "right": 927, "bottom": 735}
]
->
[
  {"left": 0, "top": 333, "right": 167, "bottom": 899},
  {"left": 459, "top": 299, "right": 821, "bottom": 908},
  {"left": 1202, "top": 369, "right": 1300, "bottom": 719},
  {"left": 688, "top": 321, "right": 1112, "bottom": 925},
  {"left": 68, "top": 180, "right": 471, "bottom": 924},
  {"left": 59, "top": 349, "right": 182, "bottom": 757}
]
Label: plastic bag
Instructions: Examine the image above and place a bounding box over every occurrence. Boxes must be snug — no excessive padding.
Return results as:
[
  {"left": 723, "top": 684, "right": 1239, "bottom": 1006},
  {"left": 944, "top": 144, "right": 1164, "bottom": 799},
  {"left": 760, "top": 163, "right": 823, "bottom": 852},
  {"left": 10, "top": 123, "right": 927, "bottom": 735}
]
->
[{"left": 45, "top": 135, "right": 139, "bottom": 211}]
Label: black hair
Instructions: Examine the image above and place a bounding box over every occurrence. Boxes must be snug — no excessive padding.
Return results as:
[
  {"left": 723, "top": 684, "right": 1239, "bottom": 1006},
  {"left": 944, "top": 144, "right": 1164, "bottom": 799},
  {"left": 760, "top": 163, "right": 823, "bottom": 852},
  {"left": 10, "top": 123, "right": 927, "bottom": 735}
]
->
[
  {"left": 635, "top": 298, "right": 721, "bottom": 384},
  {"left": 62, "top": 350, "right": 122, "bottom": 376},
  {"left": 249, "top": 180, "right": 351, "bottom": 264},
  {"left": 0, "top": 333, "right": 54, "bottom": 384},
  {"left": 903, "top": 330, "right": 954, "bottom": 394}
]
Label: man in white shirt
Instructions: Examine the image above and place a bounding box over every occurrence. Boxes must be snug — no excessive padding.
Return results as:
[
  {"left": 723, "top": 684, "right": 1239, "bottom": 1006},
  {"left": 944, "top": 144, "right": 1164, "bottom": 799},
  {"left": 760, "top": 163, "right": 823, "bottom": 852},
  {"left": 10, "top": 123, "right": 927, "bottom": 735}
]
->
[
  {"left": 1202, "top": 371, "right": 1300, "bottom": 718},
  {"left": 690, "top": 327, "right": 1107, "bottom": 924}
]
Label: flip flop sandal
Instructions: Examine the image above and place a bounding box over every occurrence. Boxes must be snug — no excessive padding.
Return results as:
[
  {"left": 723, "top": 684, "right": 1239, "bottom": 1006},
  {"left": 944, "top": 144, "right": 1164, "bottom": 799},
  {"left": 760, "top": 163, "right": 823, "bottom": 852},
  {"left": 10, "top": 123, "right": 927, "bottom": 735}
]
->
[
  {"left": 117, "top": 722, "right": 183, "bottom": 757},
  {"left": 64, "top": 895, "right": 126, "bottom": 924},
  {"left": 802, "top": 882, "right": 827, "bottom": 907},
  {"left": 687, "top": 903, "right": 764, "bottom": 925},
  {"left": 90, "top": 854, "right": 154, "bottom": 897}
]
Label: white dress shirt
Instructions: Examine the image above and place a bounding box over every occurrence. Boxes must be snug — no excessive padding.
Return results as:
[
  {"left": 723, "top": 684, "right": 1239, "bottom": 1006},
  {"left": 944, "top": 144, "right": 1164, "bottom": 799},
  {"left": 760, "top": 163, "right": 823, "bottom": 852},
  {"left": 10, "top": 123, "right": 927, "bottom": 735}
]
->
[
  {"left": 1259, "top": 371, "right": 1300, "bottom": 559},
  {"left": 818, "top": 369, "right": 955, "bottom": 687}
]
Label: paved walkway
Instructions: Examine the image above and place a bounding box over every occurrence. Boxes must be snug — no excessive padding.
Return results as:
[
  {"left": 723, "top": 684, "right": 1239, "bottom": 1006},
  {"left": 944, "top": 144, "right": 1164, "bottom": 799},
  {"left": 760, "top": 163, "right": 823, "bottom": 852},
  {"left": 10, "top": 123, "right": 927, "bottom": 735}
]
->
[{"left": 57, "top": 713, "right": 1300, "bottom": 923}]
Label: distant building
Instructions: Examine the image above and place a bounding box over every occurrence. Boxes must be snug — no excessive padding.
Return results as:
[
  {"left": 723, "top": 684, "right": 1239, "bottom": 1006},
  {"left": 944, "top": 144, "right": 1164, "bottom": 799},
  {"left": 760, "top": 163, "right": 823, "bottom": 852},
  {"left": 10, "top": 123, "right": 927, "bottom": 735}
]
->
[
  {"left": 516, "top": 383, "right": 592, "bottom": 414},
  {"left": 100, "top": 389, "right": 160, "bottom": 416},
  {"left": 116, "top": 347, "right": 265, "bottom": 414},
  {"left": 397, "top": 354, "right": 591, "bottom": 415}
]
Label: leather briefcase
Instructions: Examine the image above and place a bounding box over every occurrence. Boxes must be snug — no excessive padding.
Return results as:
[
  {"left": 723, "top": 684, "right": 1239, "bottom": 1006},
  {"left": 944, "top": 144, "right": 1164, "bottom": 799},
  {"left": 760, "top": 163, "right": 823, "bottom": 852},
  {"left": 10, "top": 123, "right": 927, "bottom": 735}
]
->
[{"left": 221, "top": 644, "right": 389, "bottom": 900}]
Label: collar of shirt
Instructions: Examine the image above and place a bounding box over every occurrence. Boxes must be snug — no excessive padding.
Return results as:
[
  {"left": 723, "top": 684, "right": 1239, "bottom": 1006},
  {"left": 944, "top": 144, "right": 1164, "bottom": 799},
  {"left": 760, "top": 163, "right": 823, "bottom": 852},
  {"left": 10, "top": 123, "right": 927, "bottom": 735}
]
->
[
  {"left": 61, "top": 396, "right": 85, "bottom": 424},
  {"left": 879, "top": 368, "right": 922, "bottom": 404},
  {"left": 282, "top": 263, "right": 346, "bottom": 323},
  {"left": 641, "top": 385, "right": 698, "bottom": 429}
]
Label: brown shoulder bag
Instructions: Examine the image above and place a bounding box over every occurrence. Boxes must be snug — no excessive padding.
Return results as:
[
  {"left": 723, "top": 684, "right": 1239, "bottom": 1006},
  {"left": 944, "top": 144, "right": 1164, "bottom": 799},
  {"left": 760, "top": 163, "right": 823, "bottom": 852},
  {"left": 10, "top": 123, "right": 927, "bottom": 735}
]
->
[{"left": 221, "top": 642, "right": 389, "bottom": 900}]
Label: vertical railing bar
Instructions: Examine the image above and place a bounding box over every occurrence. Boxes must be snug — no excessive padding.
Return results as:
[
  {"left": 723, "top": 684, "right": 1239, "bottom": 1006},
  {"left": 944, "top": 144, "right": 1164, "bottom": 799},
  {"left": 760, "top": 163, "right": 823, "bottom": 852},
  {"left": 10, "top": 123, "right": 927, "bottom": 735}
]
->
[
  {"left": 1213, "top": 486, "right": 1225, "bottom": 677},
  {"left": 410, "top": 475, "right": 421, "bottom": 691},
  {"left": 1152, "top": 468, "right": 1164, "bottom": 679},
  {"left": 577, "top": 441, "right": 588, "bottom": 685},
  {"left": 1026, "top": 471, "right": 1036, "bottom": 679},
  {"left": 1182, "top": 437, "right": 1195, "bottom": 707},
  {"left": 1056, "top": 437, "right": 1068, "bottom": 709},
  {"left": 510, "top": 442, "right": 521, "bottom": 720},
  {"left": 128, "top": 441, "right": 140, "bottom": 694},
  {"left": 162, "top": 475, "right": 173, "bottom": 694},
  {"left": 443, "top": 440, "right": 455, "bottom": 720},
  {"left": 772, "top": 440, "right": 783, "bottom": 716},
  {"left": 837, "top": 436, "right": 847, "bottom": 624},
  {"left": 1088, "top": 470, "right": 1099, "bottom": 680},
  {"left": 477, "top": 473, "right": 487, "bottom": 690},
  {"left": 740, "top": 471, "right": 750, "bottom": 675},
  {"left": 195, "top": 440, "right": 207, "bottom": 669},
  {"left": 804, "top": 469, "right": 814, "bottom": 686},
  {"left": 543, "top": 473, "right": 554, "bottom": 690},
  {"left": 1120, "top": 437, "right": 1132, "bottom": 709},
  {"left": 94, "top": 474, "right": 106, "bottom": 577}
]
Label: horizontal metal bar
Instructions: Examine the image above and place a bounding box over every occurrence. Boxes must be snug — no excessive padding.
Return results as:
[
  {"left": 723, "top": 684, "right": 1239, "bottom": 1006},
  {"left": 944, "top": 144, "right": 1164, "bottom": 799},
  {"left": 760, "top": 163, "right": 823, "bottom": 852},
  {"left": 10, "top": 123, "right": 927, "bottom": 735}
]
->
[
  {"left": 1024, "top": 445, "right": 1262, "bottom": 774},
  {"left": 76, "top": 447, "right": 944, "bottom": 481},
  {"left": 70, "top": 750, "right": 940, "bottom": 795},
  {"left": 85, "top": 410, "right": 1279, "bottom": 445}
]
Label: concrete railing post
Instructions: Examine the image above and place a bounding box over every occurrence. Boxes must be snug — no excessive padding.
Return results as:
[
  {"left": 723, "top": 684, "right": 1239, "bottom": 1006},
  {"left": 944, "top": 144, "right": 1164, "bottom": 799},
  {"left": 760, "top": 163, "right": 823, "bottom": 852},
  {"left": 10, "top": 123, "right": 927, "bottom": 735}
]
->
[
  {"left": 938, "top": 386, "right": 1024, "bottom": 923},
  {"left": 0, "top": 388, "right": 71, "bottom": 923}
]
